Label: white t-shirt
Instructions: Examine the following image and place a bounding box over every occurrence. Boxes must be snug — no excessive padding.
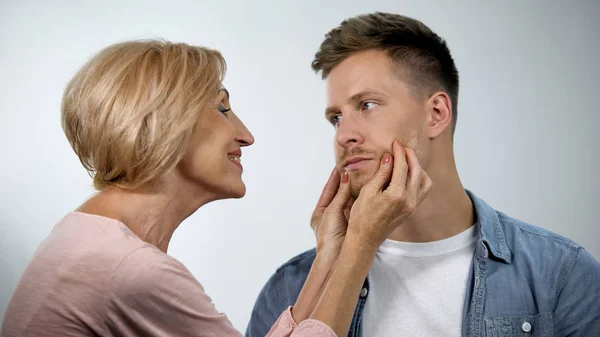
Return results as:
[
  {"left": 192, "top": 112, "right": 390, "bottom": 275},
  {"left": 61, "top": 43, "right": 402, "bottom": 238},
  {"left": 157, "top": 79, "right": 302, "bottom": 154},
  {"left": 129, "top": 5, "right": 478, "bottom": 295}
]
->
[{"left": 362, "top": 224, "right": 477, "bottom": 337}]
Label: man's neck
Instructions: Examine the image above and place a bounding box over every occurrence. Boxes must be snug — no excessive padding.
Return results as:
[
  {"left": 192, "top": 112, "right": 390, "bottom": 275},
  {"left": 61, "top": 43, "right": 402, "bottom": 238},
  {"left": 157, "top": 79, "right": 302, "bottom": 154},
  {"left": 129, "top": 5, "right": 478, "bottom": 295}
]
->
[{"left": 387, "top": 161, "right": 475, "bottom": 243}]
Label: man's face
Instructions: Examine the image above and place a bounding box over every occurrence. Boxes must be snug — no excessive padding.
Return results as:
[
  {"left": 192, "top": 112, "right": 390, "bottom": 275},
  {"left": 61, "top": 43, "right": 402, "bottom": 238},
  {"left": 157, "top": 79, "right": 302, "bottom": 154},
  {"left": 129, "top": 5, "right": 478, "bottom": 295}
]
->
[{"left": 326, "top": 49, "right": 429, "bottom": 198}]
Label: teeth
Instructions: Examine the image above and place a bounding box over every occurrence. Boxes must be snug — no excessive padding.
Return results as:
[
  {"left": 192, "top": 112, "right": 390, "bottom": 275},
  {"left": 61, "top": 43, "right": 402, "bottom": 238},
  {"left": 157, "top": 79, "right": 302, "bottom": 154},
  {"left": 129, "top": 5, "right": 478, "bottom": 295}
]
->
[{"left": 228, "top": 156, "right": 241, "bottom": 163}]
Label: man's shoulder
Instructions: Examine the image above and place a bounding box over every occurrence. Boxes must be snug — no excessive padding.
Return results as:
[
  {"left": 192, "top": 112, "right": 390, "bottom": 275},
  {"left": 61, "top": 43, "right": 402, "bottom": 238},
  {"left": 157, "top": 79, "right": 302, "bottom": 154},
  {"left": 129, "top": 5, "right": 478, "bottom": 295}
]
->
[
  {"left": 469, "top": 190, "right": 587, "bottom": 261},
  {"left": 245, "top": 248, "right": 318, "bottom": 337},
  {"left": 252, "top": 248, "right": 318, "bottom": 304},
  {"left": 489, "top": 207, "right": 600, "bottom": 281},
  {"left": 266, "top": 248, "right": 318, "bottom": 295},
  {"left": 495, "top": 210, "right": 584, "bottom": 256},
  {"left": 276, "top": 247, "right": 318, "bottom": 274}
]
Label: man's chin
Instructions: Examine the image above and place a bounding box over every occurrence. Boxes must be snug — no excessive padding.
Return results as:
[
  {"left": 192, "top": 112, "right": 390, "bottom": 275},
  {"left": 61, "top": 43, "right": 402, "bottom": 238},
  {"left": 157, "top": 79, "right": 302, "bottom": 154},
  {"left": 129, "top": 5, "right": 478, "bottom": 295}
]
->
[
  {"left": 349, "top": 178, "right": 369, "bottom": 199},
  {"left": 347, "top": 167, "right": 377, "bottom": 198}
]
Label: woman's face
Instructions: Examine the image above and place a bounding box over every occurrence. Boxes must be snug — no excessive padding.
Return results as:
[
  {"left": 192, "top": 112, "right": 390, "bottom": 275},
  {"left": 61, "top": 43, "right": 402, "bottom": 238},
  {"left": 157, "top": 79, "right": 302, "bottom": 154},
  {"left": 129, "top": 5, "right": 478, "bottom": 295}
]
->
[{"left": 177, "top": 88, "right": 254, "bottom": 199}]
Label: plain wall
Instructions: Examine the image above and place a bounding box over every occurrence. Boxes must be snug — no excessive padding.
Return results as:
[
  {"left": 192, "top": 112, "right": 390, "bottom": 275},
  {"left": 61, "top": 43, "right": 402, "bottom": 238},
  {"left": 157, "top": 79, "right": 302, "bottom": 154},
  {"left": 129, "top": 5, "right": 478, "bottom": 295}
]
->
[{"left": 1, "top": 0, "right": 599, "bottom": 331}]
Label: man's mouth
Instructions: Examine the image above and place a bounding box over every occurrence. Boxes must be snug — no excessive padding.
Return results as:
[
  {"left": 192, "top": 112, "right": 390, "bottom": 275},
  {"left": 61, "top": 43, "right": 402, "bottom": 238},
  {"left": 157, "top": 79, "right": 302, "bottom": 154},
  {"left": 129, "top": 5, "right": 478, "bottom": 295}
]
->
[{"left": 344, "top": 157, "right": 373, "bottom": 171}]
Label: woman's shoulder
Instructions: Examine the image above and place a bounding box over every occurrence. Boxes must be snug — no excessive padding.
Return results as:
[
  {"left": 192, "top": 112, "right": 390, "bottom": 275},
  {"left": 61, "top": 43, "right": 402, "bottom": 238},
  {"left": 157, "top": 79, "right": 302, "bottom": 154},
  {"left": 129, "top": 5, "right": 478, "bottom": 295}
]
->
[
  {"left": 54, "top": 212, "right": 196, "bottom": 289},
  {"left": 106, "top": 238, "right": 242, "bottom": 335},
  {"left": 109, "top": 241, "right": 201, "bottom": 300},
  {"left": 48, "top": 211, "right": 196, "bottom": 291},
  {"left": 48, "top": 211, "right": 153, "bottom": 262},
  {"left": 111, "top": 240, "right": 192, "bottom": 284},
  {"left": 30, "top": 211, "right": 179, "bottom": 291},
  {"left": 50, "top": 212, "right": 240, "bottom": 335}
]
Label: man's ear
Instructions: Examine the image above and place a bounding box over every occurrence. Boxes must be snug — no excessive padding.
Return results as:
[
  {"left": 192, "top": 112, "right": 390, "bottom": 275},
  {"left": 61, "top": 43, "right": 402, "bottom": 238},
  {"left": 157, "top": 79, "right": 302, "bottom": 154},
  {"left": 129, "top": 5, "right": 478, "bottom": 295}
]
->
[{"left": 427, "top": 91, "right": 453, "bottom": 139}]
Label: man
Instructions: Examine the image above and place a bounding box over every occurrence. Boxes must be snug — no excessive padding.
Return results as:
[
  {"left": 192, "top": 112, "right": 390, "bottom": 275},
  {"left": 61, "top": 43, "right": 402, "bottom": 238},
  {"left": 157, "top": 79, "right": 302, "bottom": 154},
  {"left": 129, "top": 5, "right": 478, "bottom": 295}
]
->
[{"left": 246, "top": 12, "right": 600, "bottom": 337}]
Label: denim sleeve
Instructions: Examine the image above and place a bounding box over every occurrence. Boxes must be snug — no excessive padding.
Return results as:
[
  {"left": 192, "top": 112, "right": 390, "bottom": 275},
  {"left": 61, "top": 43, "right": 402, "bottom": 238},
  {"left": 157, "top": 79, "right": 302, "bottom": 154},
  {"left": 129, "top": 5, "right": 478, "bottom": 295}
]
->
[
  {"left": 554, "top": 247, "right": 600, "bottom": 336},
  {"left": 245, "top": 270, "right": 288, "bottom": 337}
]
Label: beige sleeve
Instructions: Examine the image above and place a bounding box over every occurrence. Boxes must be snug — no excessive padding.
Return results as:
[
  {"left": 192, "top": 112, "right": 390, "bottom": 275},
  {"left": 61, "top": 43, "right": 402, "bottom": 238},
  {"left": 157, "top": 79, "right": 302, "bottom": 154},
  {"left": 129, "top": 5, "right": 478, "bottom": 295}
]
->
[{"left": 105, "top": 247, "right": 243, "bottom": 337}]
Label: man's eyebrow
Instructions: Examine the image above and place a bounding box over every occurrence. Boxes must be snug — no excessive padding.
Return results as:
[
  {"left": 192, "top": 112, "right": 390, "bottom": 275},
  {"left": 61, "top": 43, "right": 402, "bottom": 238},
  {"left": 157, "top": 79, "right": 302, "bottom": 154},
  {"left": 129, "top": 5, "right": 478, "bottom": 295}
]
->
[
  {"left": 325, "top": 89, "right": 387, "bottom": 117},
  {"left": 345, "top": 89, "right": 386, "bottom": 104},
  {"left": 324, "top": 106, "right": 338, "bottom": 118}
]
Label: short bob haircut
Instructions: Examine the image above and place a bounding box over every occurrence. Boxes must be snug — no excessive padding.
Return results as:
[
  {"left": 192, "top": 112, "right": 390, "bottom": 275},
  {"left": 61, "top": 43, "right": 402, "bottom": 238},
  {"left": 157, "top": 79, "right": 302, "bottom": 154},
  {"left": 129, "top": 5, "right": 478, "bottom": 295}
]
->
[{"left": 61, "top": 39, "right": 226, "bottom": 190}]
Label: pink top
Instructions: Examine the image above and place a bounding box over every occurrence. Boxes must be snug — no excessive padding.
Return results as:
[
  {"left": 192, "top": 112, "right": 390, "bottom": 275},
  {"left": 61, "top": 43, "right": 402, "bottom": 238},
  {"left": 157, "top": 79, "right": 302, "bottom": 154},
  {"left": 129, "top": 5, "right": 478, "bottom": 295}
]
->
[{"left": 1, "top": 212, "right": 336, "bottom": 337}]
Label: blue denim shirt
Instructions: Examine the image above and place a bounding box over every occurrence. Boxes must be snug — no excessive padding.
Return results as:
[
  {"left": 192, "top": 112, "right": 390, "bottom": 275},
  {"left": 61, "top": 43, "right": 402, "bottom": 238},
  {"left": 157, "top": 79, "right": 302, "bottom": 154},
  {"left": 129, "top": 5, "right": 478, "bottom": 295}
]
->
[{"left": 245, "top": 190, "right": 600, "bottom": 337}]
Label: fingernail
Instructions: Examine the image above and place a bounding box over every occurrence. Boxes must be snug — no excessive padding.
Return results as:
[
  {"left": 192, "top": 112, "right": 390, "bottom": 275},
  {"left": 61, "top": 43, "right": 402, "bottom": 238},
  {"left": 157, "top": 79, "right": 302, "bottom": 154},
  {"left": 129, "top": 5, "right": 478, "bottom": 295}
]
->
[
  {"left": 342, "top": 171, "right": 349, "bottom": 183},
  {"left": 382, "top": 153, "right": 391, "bottom": 164}
]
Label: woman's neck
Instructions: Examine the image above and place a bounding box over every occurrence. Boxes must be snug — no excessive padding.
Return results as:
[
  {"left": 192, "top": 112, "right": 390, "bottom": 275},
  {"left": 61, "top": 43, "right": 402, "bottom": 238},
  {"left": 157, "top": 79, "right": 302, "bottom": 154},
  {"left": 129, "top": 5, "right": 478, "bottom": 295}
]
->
[{"left": 76, "top": 178, "right": 215, "bottom": 253}]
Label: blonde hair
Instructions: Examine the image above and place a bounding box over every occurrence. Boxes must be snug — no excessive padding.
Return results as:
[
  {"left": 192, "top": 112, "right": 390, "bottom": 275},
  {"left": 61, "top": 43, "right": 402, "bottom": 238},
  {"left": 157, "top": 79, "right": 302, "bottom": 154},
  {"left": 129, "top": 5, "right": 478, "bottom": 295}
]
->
[{"left": 61, "top": 39, "right": 226, "bottom": 190}]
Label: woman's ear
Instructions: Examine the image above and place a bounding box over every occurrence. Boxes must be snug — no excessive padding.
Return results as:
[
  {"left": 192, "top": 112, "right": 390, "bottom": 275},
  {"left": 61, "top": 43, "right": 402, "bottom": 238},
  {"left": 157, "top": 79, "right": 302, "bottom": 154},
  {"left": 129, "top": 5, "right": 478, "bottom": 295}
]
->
[{"left": 427, "top": 91, "right": 453, "bottom": 139}]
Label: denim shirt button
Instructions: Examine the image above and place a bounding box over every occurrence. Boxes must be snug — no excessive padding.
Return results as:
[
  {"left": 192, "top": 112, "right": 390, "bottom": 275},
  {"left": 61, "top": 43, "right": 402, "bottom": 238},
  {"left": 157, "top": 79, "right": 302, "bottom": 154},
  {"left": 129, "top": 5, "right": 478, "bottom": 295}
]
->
[
  {"left": 360, "top": 288, "right": 368, "bottom": 298},
  {"left": 521, "top": 321, "right": 532, "bottom": 333}
]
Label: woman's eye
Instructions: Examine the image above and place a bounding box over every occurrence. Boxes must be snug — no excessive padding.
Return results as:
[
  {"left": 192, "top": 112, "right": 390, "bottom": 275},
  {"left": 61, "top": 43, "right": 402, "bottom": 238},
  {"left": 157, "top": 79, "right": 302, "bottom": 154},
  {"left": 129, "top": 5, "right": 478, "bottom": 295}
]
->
[
  {"left": 218, "top": 103, "right": 231, "bottom": 115},
  {"left": 362, "top": 102, "right": 378, "bottom": 111}
]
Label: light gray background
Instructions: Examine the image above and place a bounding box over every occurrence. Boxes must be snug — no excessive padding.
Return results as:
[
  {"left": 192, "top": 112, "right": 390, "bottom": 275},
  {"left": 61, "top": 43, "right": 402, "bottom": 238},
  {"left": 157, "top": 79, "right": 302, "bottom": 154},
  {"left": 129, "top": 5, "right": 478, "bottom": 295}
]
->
[{"left": 1, "top": 0, "right": 599, "bottom": 331}]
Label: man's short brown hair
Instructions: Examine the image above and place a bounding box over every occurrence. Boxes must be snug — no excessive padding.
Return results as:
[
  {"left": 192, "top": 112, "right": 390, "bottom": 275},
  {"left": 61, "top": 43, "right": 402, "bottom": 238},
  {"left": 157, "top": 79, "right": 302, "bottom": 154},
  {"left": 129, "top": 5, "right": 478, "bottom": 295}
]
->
[{"left": 312, "top": 12, "right": 460, "bottom": 132}]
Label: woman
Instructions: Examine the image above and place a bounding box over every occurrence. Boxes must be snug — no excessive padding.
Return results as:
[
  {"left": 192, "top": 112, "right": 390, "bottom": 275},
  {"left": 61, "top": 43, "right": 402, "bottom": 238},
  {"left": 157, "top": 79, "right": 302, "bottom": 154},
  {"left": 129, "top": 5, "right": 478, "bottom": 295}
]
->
[{"left": 1, "top": 40, "right": 431, "bottom": 337}]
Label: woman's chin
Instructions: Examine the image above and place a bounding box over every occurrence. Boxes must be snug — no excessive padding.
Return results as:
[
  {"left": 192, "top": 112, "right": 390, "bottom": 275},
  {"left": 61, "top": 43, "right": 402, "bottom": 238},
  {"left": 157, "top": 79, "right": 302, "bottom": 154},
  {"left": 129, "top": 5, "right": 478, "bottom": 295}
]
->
[
  {"left": 230, "top": 187, "right": 246, "bottom": 199},
  {"left": 220, "top": 180, "right": 246, "bottom": 199}
]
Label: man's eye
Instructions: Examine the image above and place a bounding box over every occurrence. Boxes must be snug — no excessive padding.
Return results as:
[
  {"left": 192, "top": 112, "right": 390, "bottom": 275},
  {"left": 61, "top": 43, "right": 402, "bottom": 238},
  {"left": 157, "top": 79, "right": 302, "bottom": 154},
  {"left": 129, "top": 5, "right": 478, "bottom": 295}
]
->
[
  {"left": 362, "top": 102, "right": 378, "bottom": 111},
  {"left": 331, "top": 115, "right": 342, "bottom": 125},
  {"left": 218, "top": 103, "right": 231, "bottom": 115}
]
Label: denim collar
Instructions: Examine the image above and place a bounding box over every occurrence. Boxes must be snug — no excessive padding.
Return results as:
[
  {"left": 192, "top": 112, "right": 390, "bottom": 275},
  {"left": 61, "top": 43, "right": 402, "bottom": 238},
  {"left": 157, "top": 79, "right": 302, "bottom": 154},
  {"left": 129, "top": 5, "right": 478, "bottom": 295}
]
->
[{"left": 467, "top": 190, "right": 512, "bottom": 264}]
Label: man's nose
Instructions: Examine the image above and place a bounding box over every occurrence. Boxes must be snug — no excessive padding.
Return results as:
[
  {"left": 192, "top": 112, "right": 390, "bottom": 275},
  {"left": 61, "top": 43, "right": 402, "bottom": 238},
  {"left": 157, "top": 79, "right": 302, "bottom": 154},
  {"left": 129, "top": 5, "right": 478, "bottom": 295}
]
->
[{"left": 335, "top": 115, "right": 364, "bottom": 149}]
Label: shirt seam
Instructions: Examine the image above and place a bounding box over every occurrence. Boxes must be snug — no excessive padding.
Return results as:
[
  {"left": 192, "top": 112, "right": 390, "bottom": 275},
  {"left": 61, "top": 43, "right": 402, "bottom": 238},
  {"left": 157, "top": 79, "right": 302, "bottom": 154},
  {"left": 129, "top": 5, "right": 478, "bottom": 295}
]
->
[
  {"left": 509, "top": 218, "right": 580, "bottom": 250},
  {"left": 102, "top": 245, "right": 160, "bottom": 335},
  {"left": 552, "top": 246, "right": 581, "bottom": 310}
]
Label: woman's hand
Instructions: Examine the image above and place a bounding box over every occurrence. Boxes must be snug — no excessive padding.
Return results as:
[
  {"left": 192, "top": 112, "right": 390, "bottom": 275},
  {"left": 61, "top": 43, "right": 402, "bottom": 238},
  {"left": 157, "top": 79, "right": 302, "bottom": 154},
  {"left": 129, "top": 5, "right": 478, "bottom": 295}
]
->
[
  {"left": 346, "top": 141, "right": 433, "bottom": 251},
  {"left": 297, "top": 141, "right": 432, "bottom": 337},
  {"left": 291, "top": 168, "right": 352, "bottom": 323},
  {"left": 310, "top": 167, "right": 353, "bottom": 264}
]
